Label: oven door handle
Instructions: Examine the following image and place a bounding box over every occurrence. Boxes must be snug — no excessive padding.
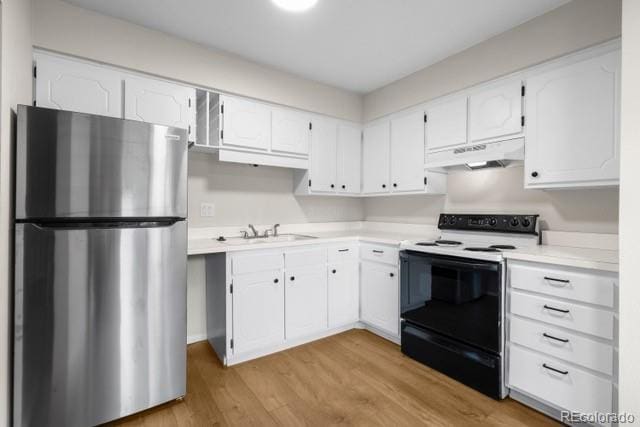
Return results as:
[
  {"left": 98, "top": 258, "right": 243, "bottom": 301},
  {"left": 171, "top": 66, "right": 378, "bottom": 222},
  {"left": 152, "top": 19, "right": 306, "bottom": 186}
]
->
[{"left": 429, "top": 258, "right": 499, "bottom": 271}]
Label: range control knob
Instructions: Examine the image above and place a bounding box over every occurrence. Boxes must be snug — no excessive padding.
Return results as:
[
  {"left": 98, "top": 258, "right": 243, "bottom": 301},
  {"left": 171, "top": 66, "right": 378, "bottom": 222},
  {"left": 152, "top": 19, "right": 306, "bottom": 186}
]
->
[
  {"left": 449, "top": 217, "right": 456, "bottom": 225},
  {"left": 510, "top": 217, "right": 520, "bottom": 227},
  {"left": 489, "top": 218, "right": 497, "bottom": 226},
  {"left": 522, "top": 218, "right": 531, "bottom": 228}
]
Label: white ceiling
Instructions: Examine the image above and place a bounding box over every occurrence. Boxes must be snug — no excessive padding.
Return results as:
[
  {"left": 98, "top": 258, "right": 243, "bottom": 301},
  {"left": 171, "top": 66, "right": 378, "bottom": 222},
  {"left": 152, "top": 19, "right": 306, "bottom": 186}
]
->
[{"left": 62, "top": 0, "right": 570, "bottom": 93}]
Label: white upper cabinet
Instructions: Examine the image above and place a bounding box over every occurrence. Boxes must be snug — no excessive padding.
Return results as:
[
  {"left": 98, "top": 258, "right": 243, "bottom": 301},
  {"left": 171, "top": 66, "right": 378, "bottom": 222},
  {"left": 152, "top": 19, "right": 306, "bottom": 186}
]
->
[
  {"left": 425, "top": 96, "right": 467, "bottom": 151},
  {"left": 390, "top": 110, "right": 426, "bottom": 193},
  {"left": 336, "top": 124, "right": 362, "bottom": 194},
  {"left": 362, "top": 121, "right": 390, "bottom": 194},
  {"left": 285, "top": 265, "right": 328, "bottom": 340},
  {"left": 34, "top": 53, "right": 123, "bottom": 118},
  {"left": 220, "top": 95, "right": 271, "bottom": 151},
  {"left": 525, "top": 49, "right": 620, "bottom": 188},
  {"left": 309, "top": 117, "right": 338, "bottom": 193},
  {"left": 271, "top": 108, "right": 311, "bottom": 156},
  {"left": 469, "top": 80, "right": 523, "bottom": 143},
  {"left": 124, "top": 76, "right": 196, "bottom": 140}
]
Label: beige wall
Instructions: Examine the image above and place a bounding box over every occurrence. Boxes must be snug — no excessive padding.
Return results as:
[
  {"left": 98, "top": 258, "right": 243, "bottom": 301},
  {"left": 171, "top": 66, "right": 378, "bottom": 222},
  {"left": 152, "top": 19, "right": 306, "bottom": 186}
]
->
[
  {"left": 0, "top": 0, "right": 33, "bottom": 425},
  {"left": 364, "top": 167, "right": 619, "bottom": 233},
  {"left": 188, "top": 153, "right": 363, "bottom": 227},
  {"left": 364, "top": 0, "right": 622, "bottom": 121},
  {"left": 618, "top": 0, "right": 640, "bottom": 416},
  {"left": 31, "top": 0, "right": 363, "bottom": 122}
]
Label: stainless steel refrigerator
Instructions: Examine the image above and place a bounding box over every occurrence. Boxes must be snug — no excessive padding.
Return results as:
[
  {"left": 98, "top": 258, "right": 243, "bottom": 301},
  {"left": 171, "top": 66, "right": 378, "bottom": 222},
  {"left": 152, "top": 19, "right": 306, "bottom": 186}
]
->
[{"left": 13, "top": 105, "right": 188, "bottom": 427}]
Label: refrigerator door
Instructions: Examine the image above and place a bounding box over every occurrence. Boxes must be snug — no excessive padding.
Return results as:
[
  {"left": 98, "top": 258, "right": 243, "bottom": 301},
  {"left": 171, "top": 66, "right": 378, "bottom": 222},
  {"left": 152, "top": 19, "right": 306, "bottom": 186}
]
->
[
  {"left": 14, "top": 221, "right": 187, "bottom": 427},
  {"left": 15, "top": 105, "right": 187, "bottom": 220}
]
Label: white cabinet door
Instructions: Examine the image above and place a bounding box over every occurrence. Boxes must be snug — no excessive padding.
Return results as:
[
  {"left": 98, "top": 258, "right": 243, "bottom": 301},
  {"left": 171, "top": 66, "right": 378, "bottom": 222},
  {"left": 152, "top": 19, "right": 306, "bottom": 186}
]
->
[
  {"left": 328, "top": 263, "right": 359, "bottom": 328},
  {"left": 360, "top": 261, "right": 399, "bottom": 336},
  {"left": 390, "top": 110, "right": 426, "bottom": 193},
  {"left": 469, "top": 80, "right": 523, "bottom": 142},
  {"left": 221, "top": 96, "right": 271, "bottom": 151},
  {"left": 309, "top": 117, "right": 338, "bottom": 193},
  {"left": 232, "top": 270, "right": 284, "bottom": 354},
  {"left": 34, "top": 53, "right": 123, "bottom": 118},
  {"left": 525, "top": 50, "right": 620, "bottom": 188},
  {"left": 362, "top": 121, "right": 390, "bottom": 194},
  {"left": 124, "top": 76, "right": 196, "bottom": 140},
  {"left": 336, "top": 124, "right": 361, "bottom": 194},
  {"left": 425, "top": 96, "right": 467, "bottom": 151},
  {"left": 272, "top": 108, "right": 310, "bottom": 156},
  {"left": 285, "top": 265, "right": 328, "bottom": 340}
]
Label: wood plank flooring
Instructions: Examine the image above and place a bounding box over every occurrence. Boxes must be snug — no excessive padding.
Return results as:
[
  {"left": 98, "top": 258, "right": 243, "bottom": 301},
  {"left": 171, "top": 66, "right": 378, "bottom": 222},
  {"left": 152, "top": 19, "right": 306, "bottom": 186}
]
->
[{"left": 109, "top": 329, "right": 559, "bottom": 426}]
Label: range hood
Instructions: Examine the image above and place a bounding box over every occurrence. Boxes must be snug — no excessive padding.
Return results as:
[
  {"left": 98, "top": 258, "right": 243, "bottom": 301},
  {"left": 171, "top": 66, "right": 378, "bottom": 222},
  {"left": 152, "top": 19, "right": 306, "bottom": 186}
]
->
[{"left": 425, "top": 138, "right": 524, "bottom": 171}]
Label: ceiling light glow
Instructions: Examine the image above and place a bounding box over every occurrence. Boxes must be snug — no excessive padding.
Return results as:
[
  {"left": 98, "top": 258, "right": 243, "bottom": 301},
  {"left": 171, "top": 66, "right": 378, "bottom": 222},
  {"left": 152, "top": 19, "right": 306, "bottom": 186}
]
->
[{"left": 271, "top": 0, "right": 318, "bottom": 12}]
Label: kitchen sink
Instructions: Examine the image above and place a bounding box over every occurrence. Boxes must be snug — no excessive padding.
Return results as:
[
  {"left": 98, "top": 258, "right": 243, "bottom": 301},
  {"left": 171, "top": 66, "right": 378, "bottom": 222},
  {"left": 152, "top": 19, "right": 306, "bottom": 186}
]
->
[{"left": 216, "top": 234, "right": 317, "bottom": 245}]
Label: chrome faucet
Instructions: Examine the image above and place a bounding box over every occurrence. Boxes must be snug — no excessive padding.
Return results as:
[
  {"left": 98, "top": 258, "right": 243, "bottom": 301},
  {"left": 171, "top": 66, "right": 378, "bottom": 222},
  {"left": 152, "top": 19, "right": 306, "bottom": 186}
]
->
[
  {"left": 248, "top": 224, "right": 259, "bottom": 237},
  {"left": 273, "top": 224, "right": 281, "bottom": 237}
]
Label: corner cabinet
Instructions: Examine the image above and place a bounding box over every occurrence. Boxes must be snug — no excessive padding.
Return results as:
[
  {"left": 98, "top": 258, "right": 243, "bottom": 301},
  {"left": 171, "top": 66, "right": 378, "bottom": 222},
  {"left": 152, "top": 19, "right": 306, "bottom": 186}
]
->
[{"left": 524, "top": 48, "right": 621, "bottom": 189}]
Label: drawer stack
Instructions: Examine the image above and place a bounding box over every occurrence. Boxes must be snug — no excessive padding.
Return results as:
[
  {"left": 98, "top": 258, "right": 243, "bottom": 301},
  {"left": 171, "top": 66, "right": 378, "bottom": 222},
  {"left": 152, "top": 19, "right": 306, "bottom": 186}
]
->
[{"left": 507, "top": 260, "right": 618, "bottom": 421}]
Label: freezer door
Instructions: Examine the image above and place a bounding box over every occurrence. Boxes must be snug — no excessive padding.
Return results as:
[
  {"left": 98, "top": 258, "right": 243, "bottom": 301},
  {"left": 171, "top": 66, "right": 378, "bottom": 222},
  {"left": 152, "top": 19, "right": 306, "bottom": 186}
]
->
[
  {"left": 15, "top": 105, "right": 187, "bottom": 220},
  {"left": 13, "top": 221, "right": 187, "bottom": 427}
]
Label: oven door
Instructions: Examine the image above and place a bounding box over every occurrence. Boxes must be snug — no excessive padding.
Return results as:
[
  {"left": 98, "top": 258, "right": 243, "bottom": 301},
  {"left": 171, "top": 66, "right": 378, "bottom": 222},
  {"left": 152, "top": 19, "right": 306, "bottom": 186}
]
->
[{"left": 400, "top": 250, "right": 502, "bottom": 353}]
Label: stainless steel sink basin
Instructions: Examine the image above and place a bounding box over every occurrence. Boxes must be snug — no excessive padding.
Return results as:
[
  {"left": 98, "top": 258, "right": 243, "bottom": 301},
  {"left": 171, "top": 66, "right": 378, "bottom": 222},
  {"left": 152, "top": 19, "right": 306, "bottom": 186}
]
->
[{"left": 215, "top": 234, "right": 317, "bottom": 245}]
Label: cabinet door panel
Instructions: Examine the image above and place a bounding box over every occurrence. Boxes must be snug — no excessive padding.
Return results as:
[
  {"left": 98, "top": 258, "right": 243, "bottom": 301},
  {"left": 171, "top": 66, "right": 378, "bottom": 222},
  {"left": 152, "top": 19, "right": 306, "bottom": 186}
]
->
[
  {"left": 328, "top": 263, "right": 359, "bottom": 327},
  {"left": 221, "top": 96, "right": 271, "bottom": 151},
  {"left": 337, "top": 124, "right": 361, "bottom": 194},
  {"left": 390, "top": 111, "right": 425, "bottom": 192},
  {"left": 525, "top": 50, "right": 620, "bottom": 187},
  {"left": 362, "top": 122, "right": 390, "bottom": 194},
  {"left": 285, "top": 265, "right": 328, "bottom": 340},
  {"left": 425, "top": 97, "right": 467, "bottom": 151},
  {"left": 361, "top": 262, "right": 399, "bottom": 336},
  {"left": 34, "top": 53, "right": 122, "bottom": 118},
  {"left": 309, "top": 118, "right": 338, "bottom": 193},
  {"left": 470, "top": 80, "right": 522, "bottom": 142},
  {"left": 272, "top": 109, "right": 310, "bottom": 156},
  {"left": 124, "top": 76, "right": 196, "bottom": 140},
  {"left": 232, "top": 270, "right": 284, "bottom": 354}
]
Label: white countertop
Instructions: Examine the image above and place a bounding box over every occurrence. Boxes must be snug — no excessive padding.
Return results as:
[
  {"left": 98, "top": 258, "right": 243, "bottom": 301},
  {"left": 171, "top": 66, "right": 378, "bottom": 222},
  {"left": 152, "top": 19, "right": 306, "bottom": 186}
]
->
[{"left": 188, "top": 223, "right": 619, "bottom": 272}]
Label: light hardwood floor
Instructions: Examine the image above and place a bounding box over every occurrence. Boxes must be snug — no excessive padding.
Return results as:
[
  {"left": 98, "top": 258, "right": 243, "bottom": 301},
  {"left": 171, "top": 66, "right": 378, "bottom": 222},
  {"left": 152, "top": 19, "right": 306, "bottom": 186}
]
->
[{"left": 110, "top": 329, "right": 558, "bottom": 426}]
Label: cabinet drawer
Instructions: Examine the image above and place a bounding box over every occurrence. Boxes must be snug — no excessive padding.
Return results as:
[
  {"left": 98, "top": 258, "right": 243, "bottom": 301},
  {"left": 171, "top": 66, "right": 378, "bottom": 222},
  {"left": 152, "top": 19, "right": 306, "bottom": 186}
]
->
[
  {"left": 232, "top": 252, "right": 283, "bottom": 275},
  {"left": 510, "top": 316, "right": 613, "bottom": 375},
  {"left": 360, "top": 243, "right": 398, "bottom": 265},
  {"left": 285, "top": 247, "right": 327, "bottom": 268},
  {"left": 509, "top": 345, "right": 612, "bottom": 415},
  {"left": 510, "top": 291, "right": 614, "bottom": 339},
  {"left": 328, "top": 245, "right": 358, "bottom": 264},
  {"left": 509, "top": 262, "right": 616, "bottom": 308}
]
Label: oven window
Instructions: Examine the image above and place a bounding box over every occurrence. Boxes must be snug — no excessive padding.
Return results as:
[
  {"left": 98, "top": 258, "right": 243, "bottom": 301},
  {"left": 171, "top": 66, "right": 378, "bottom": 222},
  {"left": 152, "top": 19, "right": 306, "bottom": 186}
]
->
[{"left": 400, "top": 251, "right": 501, "bottom": 353}]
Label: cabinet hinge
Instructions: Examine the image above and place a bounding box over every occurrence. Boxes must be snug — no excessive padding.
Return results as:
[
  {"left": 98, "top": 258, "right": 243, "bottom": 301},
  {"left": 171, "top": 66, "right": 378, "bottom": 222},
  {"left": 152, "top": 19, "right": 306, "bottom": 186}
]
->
[
  {"left": 188, "top": 125, "right": 191, "bottom": 134},
  {"left": 308, "top": 179, "right": 312, "bottom": 187},
  {"left": 221, "top": 104, "right": 224, "bottom": 114},
  {"left": 521, "top": 116, "right": 525, "bottom": 127},
  {"left": 220, "top": 129, "right": 224, "bottom": 140},
  {"left": 32, "top": 100, "right": 36, "bottom": 107},
  {"left": 33, "top": 66, "right": 37, "bottom": 79},
  {"left": 521, "top": 85, "right": 526, "bottom": 97},
  {"left": 230, "top": 339, "right": 234, "bottom": 349},
  {"left": 424, "top": 177, "right": 427, "bottom": 185},
  {"left": 424, "top": 113, "right": 427, "bottom": 123},
  {"left": 188, "top": 98, "right": 192, "bottom": 108},
  {"left": 309, "top": 122, "right": 312, "bottom": 131},
  {"left": 230, "top": 283, "right": 233, "bottom": 294}
]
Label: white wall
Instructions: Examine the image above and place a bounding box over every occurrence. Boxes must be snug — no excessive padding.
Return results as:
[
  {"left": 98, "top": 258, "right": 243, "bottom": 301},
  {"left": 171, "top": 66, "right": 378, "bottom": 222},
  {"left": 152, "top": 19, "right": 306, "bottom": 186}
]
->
[
  {"left": 618, "top": 0, "right": 640, "bottom": 417},
  {"left": 364, "top": 0, "right": 621, "bottom": 121},
  {"left": 0, "top": 1, "right": 33, "bottom": 425},
  {"left": 31, "top": 0, "right": 362, "bottom": 122},
  {"left": 365, "top": 167, "right": 619, "bottom": 233}
]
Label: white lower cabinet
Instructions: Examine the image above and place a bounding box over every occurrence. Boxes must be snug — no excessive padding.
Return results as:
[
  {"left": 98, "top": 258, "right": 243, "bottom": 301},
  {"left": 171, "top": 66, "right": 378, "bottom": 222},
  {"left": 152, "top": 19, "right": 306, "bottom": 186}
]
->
[
  {"left": 232, "top": 269, "right": 284, "bottom": 355},
  {"left": 285, "top": 265, "right": 328, "bottom": 340},
  {"left": 360, "top": 260, "right": 399, "bottom": 337},
  {"left": 328, "top": 262, "right": 359, "bottom": 328},
  {"left": 507, "top": 260, "right": 618, "bottom": 424}
]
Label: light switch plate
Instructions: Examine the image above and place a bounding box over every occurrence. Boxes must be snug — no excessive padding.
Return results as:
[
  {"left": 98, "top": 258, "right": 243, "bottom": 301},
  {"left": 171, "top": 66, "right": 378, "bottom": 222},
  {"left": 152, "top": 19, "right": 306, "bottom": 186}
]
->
[{"left": 200, "top": 202, "right": 215, "bottom": 217}]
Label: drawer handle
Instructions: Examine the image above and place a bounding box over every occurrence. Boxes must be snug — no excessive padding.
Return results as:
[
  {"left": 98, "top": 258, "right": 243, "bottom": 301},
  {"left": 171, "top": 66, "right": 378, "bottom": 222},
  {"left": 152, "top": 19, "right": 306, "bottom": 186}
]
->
[
  {"left": 544, "top": 276, "right": 570, "bottom": 285},
  {"left": 543, "top": 304, "right": 570, "bottom": 314},
  {"left": 542, "top": 332, "right": 569, "bottom": 343},
  {"left": 372, "top": 250, "right": 384, "bottom": 254},
  {"left": 338, "top": 249, "right": 350, "bottom": 252},
  {"left": 542, "top": 363, "right": 568, "bottom": 375}
]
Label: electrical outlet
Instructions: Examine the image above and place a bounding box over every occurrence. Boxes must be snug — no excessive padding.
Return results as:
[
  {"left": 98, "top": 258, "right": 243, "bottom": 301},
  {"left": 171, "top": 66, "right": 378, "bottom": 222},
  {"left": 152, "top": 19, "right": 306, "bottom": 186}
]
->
[{"left": 200, "top": 202, "right": 215, "bottom": 218}]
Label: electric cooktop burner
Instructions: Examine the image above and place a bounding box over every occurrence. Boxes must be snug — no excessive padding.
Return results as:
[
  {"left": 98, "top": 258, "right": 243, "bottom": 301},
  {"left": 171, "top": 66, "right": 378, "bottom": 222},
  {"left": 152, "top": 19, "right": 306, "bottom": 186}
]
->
[
  {"left": 415, "top": 242, "right": 438, "bottom": 246},
  {"left": 489, "top": 245, "right": 517, "bottom": 250},
  {"left": 464, "top": 247, "right": 501, "bottom": 252},
  {"left": 435, "top": 240, "right": 462, "bottom": 246}
]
